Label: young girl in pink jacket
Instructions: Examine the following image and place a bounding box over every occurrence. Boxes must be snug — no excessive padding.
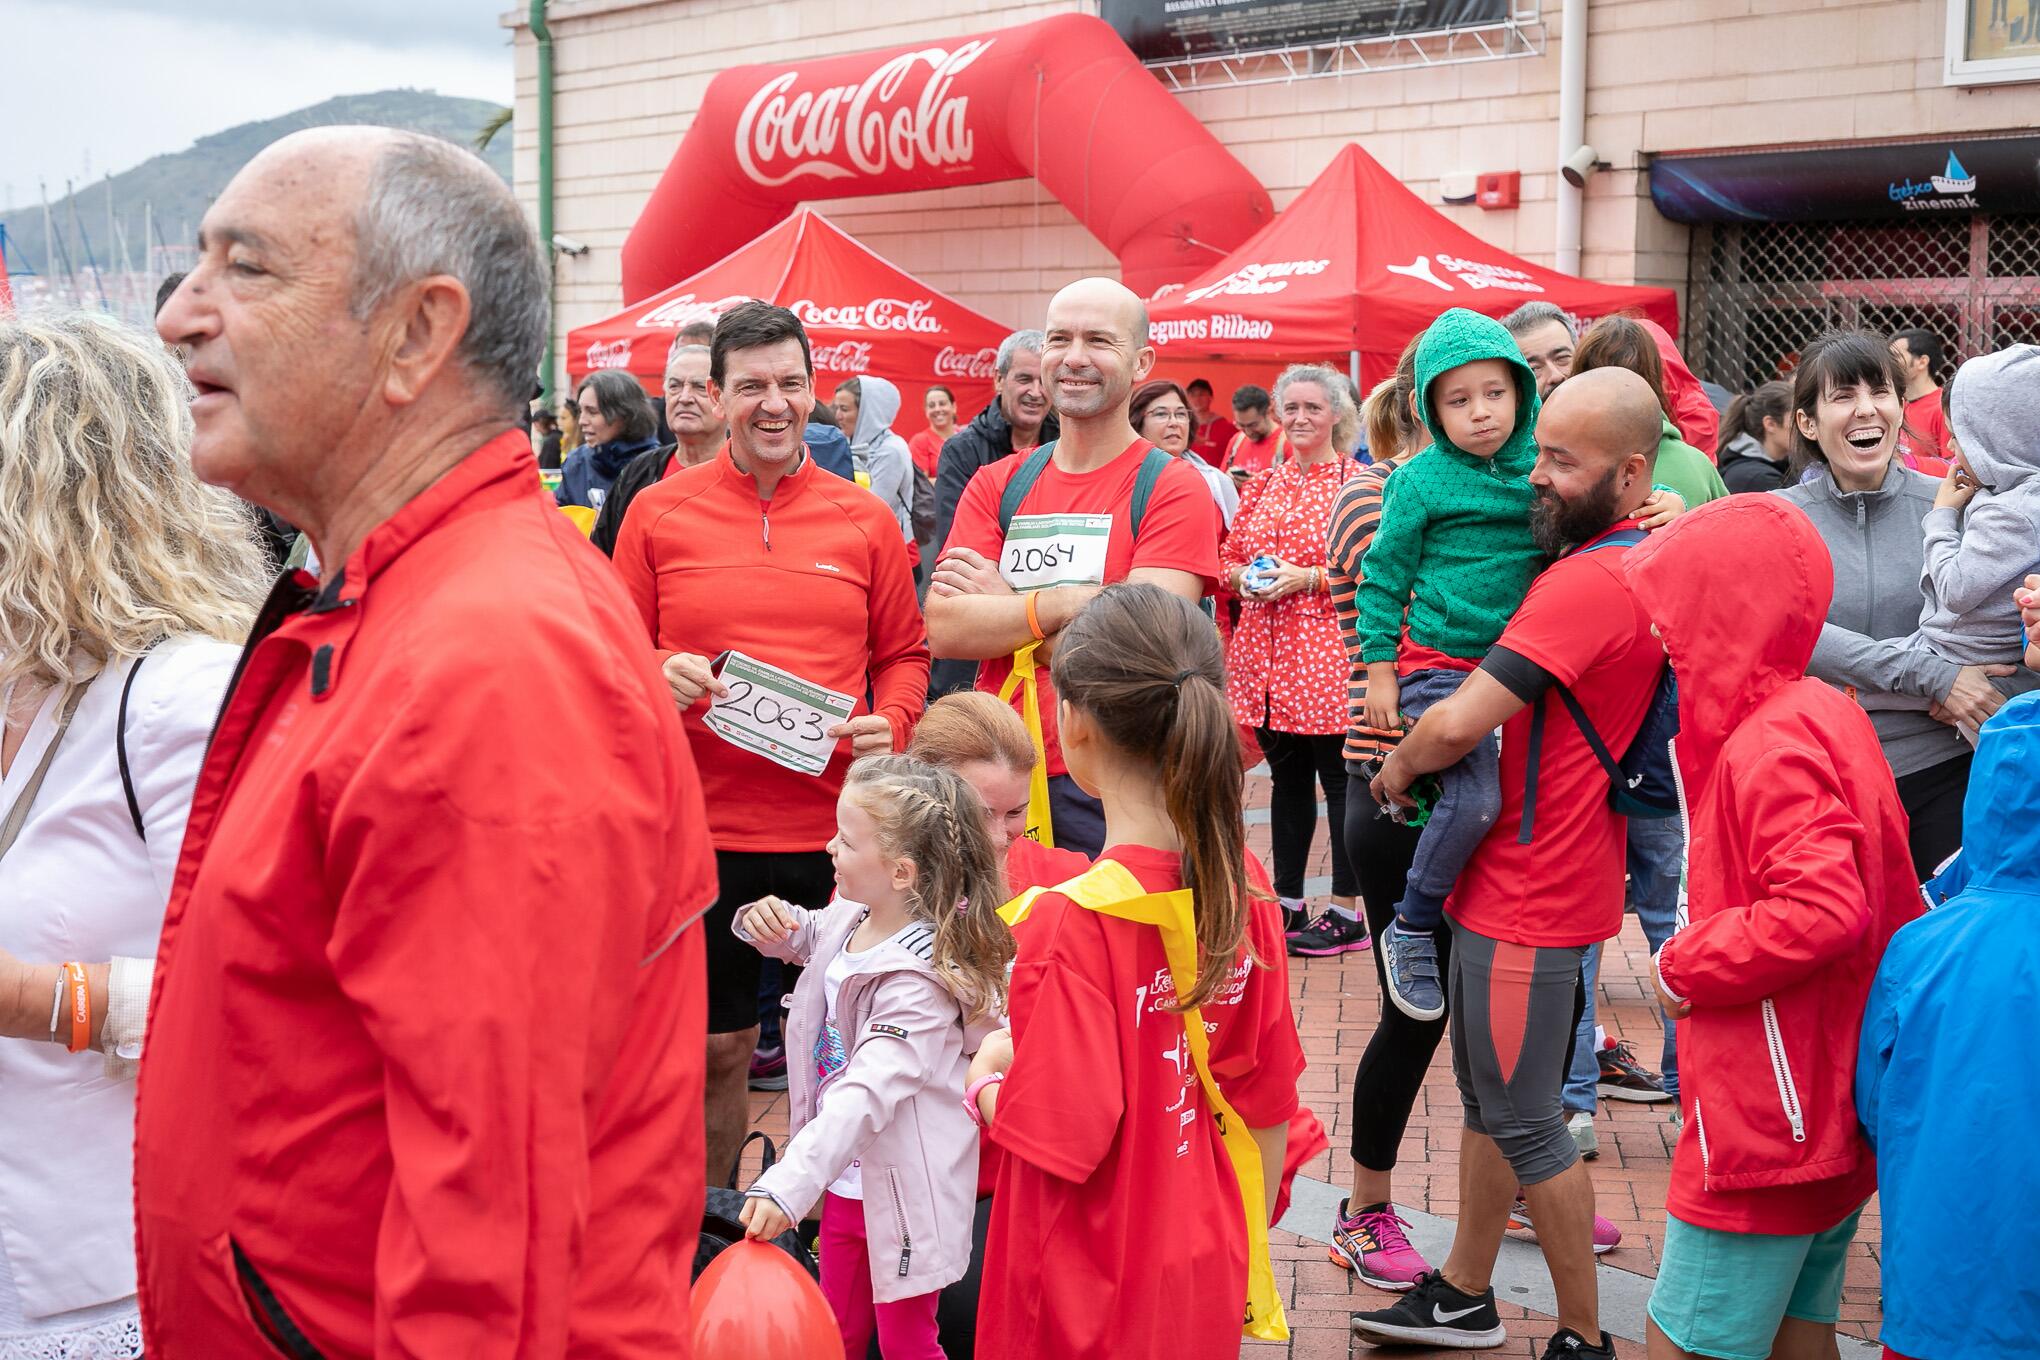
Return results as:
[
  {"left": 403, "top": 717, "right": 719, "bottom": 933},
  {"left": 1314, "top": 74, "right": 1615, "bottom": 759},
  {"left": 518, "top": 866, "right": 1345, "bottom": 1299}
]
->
[{"left": 735, "top": 755, "right": 1014, "bottom": 1360}]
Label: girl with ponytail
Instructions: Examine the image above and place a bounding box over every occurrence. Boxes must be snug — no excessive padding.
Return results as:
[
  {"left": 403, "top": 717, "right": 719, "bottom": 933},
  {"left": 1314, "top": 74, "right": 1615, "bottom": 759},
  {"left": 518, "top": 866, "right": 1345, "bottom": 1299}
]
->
[{"left": 967, "top": 583, "right": 1307, "bottom": 1359}]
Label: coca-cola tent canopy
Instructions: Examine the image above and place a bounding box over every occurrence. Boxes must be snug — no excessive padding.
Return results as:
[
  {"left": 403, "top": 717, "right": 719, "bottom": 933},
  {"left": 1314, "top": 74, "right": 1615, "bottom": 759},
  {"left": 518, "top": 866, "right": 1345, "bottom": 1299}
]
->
[
  {"left": 1148, "top": 144, "right": 1680, "bottom": 388},
  {"left": 566, "top": 208, "right": 1009, "bottom": 428}
]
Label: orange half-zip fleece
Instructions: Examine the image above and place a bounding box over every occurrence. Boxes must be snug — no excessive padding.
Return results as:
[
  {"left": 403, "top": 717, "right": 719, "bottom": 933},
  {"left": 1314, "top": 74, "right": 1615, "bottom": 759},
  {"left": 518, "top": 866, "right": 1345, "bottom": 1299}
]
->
[{"left": 613, "top": 443, "right": 931, "bottom": 852}]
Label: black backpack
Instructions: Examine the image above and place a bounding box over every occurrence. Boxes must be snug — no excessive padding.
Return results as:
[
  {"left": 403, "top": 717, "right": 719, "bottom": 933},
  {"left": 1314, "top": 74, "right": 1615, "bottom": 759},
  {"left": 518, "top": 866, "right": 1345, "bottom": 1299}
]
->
[
  {"left": 1517, "top": 529, "right": 1681, "bottom": 844},
  {"left": 695, "top": 1131, "right": 819, "bottom": 1281}
]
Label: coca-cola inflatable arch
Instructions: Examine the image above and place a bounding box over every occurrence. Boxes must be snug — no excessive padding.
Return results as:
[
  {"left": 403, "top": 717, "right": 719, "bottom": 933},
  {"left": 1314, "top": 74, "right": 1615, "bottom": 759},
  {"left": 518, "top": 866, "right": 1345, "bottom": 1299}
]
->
[{"left": 620, "top": 13, "right": 1273, "bottom": 303}]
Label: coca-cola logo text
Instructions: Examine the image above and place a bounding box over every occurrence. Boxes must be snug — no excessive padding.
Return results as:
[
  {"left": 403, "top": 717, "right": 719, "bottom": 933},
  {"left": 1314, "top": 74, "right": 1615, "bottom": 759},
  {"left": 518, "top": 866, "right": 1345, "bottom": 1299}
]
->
[
  {"left": 934, "top": 345, "right": 998, "bottom": 380},
  {"left": 735, "top": 41, "right": 992, "bottom": 188},
  {"left": 636, "top": 292, "right": 751, "bottom": 329},
  {"left": 584, "top": 338, "right": 634, "bottom": 370},
  {"left": 810, "top": 341, "right": 874, "bottom": 374},
  {"left": 790, "top": 296, "right": 941, "bottom": 333}
]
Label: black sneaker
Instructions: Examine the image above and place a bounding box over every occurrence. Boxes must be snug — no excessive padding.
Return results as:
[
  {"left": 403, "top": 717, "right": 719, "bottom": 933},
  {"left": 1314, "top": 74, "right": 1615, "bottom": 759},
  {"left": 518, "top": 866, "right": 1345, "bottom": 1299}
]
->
[
  {"left": 1289, "top": 911, "right": 1373, "bottom": 957},
  {"left": 1597, "top": 1039, "right": 1672, "bottom": 1103},
  {"left": 1541, "top": 1327, "right": 1615, "bottom": 1358},
  {"left": 1351, "top": 1269, "right": 1504, "bottom": 1349}
]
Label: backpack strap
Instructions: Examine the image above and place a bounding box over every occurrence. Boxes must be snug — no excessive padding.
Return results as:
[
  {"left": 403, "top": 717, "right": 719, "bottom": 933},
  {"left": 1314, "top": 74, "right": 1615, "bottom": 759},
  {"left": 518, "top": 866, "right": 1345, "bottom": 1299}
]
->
[
  {"left": 1517, "top": 694, "right": 1547, "bottom": 844},
  {"left": 996, "top": 442, "right": 1059, "bottom": 534},
  {"left": 116, "top": 654, "right": 148, "bottom": 841},
  {"left": 1128, "top": 445, "right": 1175, "bottom": 541},
  {"left": 1554, "top": 682, "right": 1628, "bottom": 788},
  {"left": 1573, "top": 527, "right": 1647, "bottom": 556}
]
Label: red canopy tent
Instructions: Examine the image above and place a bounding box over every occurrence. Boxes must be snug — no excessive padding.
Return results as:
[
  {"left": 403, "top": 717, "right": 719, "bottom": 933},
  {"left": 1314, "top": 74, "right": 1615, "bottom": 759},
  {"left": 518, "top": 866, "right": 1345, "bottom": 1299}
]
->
[
  {"left": 566, "top": 208, "right": 1010, "bottom": 430},
  {"left": 1147, "top": 144, "right": 1679, "bottom": 393}
]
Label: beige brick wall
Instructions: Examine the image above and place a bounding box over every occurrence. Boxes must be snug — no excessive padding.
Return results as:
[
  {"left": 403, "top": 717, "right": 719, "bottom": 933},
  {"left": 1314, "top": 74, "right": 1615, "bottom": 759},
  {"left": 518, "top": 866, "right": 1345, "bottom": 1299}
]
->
[{"left": 511, "top": 0, "right": 2040, "bottom": 374}]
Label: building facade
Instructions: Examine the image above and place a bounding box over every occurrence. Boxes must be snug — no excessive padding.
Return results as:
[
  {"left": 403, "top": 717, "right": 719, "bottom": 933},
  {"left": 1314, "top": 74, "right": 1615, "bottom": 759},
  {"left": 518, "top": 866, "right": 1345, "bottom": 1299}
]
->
[{"left": 509, "top": 0, "right": 2040, "bottom": 395}]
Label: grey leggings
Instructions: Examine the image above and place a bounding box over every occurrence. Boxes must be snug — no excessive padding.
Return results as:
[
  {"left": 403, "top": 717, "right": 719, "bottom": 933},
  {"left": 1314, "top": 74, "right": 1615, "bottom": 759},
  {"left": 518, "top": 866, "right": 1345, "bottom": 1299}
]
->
[
  {"left": 1395, "top": 668, "right": 1501, "bottom": 930},
  {"left": 1448, "top": 918, "right": 1588, "bottom": 1186}
]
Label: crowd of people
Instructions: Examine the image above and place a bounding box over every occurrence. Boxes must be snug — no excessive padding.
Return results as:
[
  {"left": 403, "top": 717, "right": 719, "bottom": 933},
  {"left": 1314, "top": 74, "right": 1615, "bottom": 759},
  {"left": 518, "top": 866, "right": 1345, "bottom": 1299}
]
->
[{"left": 0, "top": 122, "right": 2032, "bottom": 1360}]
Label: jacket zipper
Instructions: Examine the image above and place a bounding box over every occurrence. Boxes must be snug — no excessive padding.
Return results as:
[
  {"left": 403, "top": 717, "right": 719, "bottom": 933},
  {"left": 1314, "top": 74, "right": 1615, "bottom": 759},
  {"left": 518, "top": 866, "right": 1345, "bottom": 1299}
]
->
[
  {"left": 760, "top": 506, "right": 772, "bottom": 552},
  {"left": 233, "top": 1240, "right": 328, "bottom": 1359},
  {"left": 1761, "top": 998, "right": 1808, "bottom": 1143},
  {"left": 1668, "top": 735, "right": 1692, "bottom": 932},
  {"left": 886, "top": 1168, "right": 913, "bottom": 1277},
  {"left": 1692, "top": 1099, "right": 1712, "bottom": 1190}
]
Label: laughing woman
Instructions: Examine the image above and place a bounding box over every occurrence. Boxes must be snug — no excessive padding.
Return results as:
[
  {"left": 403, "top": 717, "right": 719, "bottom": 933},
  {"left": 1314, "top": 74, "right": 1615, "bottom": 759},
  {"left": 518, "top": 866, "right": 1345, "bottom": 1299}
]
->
[
  {"left": 1775, "top": 330, "right": 2014, "bottom": 877},
  {"left": 0, "top": 313, "right": 267, "bottom": 1356}
]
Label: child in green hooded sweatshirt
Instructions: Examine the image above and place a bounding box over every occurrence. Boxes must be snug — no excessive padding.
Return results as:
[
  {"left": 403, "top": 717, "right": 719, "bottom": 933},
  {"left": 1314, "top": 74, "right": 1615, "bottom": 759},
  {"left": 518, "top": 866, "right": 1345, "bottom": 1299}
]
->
[{"left": 1356, "top": 308, "right": 1546, "bottom": 1023}]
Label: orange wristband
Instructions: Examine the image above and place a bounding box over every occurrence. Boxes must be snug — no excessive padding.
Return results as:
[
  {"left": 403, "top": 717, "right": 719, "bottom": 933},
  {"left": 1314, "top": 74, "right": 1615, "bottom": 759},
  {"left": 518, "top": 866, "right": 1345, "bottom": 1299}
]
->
[
  {"left": 62, "top": 962, "right": 89, "bottom": 1054},
  {"left": 1025, "top": 590, "right": 1047, "bottom": 642}
]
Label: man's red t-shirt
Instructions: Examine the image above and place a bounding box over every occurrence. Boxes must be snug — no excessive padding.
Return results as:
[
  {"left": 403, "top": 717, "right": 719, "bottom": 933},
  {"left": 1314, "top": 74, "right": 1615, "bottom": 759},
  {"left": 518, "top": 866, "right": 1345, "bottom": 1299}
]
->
[
  {"left": 979, "top": 846, "right": 1303, "bottom": 1360},
  {"left": 945, "top": 440, "right": 1220, "bottom": 777},
  {"left": 1447, "top": 523, "right": 1663, "bottom": 948},
  {"left": 1190, "top": 414, "right": 1237, "bottom": 467},
  {"left": 1897, "top": 391, "right": 1951, "bottom": 476},
  {"left": 1225, "top": 428, "right": 1288, "bottom": 479}
]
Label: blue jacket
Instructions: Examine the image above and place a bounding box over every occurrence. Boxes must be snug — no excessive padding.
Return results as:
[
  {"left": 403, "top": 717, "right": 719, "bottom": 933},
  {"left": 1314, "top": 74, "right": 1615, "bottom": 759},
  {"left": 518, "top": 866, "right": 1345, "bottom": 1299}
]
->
[
  {"left": 803, "top": 423, "right": 855, "bottom": 482},
  {"left": 1857, "top": 689, "right": 2040, "bottom": 1360}
]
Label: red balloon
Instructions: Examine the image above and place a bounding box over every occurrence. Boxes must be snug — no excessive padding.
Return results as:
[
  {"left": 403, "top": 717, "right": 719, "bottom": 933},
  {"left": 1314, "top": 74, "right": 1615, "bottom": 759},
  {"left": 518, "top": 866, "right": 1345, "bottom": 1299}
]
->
[{"left": 691, "top": 1241, "right": 841, "bottom": 1360}]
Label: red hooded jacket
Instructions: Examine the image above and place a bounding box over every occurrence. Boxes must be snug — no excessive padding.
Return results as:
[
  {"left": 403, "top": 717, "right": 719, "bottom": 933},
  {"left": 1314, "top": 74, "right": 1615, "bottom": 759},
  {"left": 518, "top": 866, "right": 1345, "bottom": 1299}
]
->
[
  {"left": 133, "top": 432, "right": 718, "bottom": 1357},
  {"left": 1640, "top": 318, "right": 1721, "bottom": 461},
  {"left": 1626, "top": 496, "right": 1920, "bottom": 1235}
]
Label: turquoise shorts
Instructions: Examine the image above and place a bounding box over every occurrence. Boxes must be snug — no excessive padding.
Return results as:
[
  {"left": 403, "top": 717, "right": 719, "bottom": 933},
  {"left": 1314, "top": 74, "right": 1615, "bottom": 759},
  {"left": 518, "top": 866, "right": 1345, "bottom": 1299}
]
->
[{"left": 1646, "top": 1206, "right": 1865, "bottom": 1360}]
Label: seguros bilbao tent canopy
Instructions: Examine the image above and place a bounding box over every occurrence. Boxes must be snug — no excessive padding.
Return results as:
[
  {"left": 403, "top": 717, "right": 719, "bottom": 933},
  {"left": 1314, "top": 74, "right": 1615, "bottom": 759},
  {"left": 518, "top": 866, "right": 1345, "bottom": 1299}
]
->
[{"left": 1147, "top": 144, "right": 1679, "bottom": 389}]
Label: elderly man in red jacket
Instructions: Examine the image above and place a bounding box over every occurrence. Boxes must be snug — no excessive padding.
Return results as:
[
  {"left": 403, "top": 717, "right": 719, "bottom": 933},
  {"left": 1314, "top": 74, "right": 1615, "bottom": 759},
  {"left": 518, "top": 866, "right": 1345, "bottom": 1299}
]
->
[
  {"left": 1627, "top": 495, "right": 1919, "bottom": 1360},
  {"left": 141, "top": 127, "right": 717, "bottom": 1357}
]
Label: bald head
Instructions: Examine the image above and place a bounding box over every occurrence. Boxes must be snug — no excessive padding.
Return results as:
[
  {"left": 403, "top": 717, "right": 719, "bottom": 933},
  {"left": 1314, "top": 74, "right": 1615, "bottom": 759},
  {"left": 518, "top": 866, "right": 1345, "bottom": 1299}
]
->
[
  {"left": 1048, "top": 277, "right": 1149, "bottom": 346},
  {"left": 157, "top": 122, "right": 547, "bottom": 540},
  {"left": 1540, "top": 366, "right": 1663, "bottom": 468},
  {"left": 1528, "top": 366, "right": 1663, "bottom": 553},
  {"left": 1041, "top": 276, "right": 1155, "bottom": 425}
]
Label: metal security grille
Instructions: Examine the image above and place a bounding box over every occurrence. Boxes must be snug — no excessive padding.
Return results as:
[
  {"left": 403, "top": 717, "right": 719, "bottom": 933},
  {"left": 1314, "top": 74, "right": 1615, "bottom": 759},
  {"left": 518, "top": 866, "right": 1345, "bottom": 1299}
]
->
[{"left": 1684, "top": 215, "right": 2040, "bottom": 390}]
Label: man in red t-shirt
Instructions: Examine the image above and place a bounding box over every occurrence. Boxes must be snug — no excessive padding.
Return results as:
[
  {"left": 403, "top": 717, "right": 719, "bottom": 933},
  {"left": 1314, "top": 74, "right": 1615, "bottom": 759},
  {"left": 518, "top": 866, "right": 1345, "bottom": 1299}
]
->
[
  {"left": 1890, "top": 328, "right": 1952, "bottom": 475},
  {"left": 1354, "top": 370, "right": 1667, "bottom": 1359},
  {"left": 1224, "top": 383, "right": 1288, "bottom": 483},
  {"left": 1186, "top": 377, "right": 1236, "bottom": 466},
  {"left": 928, "top": 278, "right": 1220, "bottom": 855}
]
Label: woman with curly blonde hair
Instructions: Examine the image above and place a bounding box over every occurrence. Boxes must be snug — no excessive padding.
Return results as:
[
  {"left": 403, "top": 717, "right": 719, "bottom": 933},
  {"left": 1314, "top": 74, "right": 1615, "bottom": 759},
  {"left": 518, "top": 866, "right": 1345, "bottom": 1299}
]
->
[{"left": 0, "top": 312, "right": 266, "bottom": 1356}]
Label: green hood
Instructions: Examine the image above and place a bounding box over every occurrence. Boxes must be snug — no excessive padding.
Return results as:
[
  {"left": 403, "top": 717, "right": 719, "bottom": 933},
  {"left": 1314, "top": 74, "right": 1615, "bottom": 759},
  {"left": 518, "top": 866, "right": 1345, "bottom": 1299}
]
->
[{"left": 1413, "top": 307, "right": 1541, "bottom": 474}]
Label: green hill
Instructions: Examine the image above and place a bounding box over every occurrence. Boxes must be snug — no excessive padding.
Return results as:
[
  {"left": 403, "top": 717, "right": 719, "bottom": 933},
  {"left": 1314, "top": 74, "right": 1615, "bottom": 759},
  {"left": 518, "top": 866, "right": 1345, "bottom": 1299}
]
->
[{"left": 1, "top": 89, "right": 512, "bottom": 281}]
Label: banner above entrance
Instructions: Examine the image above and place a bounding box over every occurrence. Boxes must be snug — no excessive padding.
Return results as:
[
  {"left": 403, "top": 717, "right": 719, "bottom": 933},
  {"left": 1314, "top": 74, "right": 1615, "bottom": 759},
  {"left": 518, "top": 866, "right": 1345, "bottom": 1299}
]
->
[{"left": 1650, "top": 135, "right": 2040, "bottom": 223}]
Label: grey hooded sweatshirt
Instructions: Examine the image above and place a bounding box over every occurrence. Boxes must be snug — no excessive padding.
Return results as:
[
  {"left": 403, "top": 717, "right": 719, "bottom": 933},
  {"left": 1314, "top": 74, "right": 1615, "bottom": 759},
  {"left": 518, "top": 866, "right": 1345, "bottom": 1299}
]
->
[
  {"left": 847, "top": 374, "right": 916, "bottom": 546},
  {"left": 1776, "top": 461, "right": 1972, "bottom": 778},
  {"left": 1918, "top": 344, "right": 2040, "bottom": 665}
]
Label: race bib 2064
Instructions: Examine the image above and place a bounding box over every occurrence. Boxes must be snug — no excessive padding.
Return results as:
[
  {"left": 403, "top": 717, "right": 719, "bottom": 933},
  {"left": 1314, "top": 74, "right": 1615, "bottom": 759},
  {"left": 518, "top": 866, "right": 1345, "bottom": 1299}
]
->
[{"left": 1000, "top": 513, "right": 1112, "bottom": 591}]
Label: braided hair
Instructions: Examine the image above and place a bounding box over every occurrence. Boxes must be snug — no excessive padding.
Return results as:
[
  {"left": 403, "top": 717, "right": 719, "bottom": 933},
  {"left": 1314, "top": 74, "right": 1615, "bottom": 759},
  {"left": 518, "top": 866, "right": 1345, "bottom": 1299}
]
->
[
  {"left": 1050, "top": 583, "right": 1265, "bottom": 1010},
  {"left": 845, "top": 755, "right": 1015, "bottom": 1021}
]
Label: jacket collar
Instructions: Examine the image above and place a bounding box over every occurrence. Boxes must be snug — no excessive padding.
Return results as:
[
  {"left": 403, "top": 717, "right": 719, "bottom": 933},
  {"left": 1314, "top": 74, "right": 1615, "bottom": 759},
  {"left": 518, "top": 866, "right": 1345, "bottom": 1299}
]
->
[
  {"left": 715, "top": 440, "right": 813, "bottom": 506},
  {"left": 284, "top": 428, "right": 537, "bottom": 702},
  {"left": 1811, "top": 456, "right": 1908, "bottom": 508}
]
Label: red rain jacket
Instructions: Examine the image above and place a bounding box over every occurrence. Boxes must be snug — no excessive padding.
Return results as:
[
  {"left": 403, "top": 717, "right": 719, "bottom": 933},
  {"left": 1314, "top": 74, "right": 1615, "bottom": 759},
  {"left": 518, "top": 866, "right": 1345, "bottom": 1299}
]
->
[
  {"left": 1626, "top": 496, "right": 1920, "bottom": 1235},
  {"left": 1640, "top": 318, "right": 1721, "bottom": 461},
  {"left": 133, "top": 431, "right": 718, "bottom": 1358}
]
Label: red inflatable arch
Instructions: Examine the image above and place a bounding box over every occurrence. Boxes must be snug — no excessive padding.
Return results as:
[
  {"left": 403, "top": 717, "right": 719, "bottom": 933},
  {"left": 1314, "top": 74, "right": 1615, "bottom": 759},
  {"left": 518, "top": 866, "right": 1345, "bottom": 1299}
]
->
[{"left": 620, "top": 14, "right": 1273, "bottom": 304}]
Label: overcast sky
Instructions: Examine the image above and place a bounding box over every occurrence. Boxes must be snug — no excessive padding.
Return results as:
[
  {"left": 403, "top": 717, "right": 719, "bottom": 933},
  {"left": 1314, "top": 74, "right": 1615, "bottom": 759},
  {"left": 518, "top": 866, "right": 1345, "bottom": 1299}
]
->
[{"left": 0, "top": 0, "right": 513, "bottom": 212}]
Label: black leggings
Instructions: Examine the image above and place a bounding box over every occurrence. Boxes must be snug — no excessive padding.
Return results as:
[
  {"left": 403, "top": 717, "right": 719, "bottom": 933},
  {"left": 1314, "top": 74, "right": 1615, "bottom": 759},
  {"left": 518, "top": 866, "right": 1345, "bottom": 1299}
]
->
[
  {"left": 1343, "top": 783, "right": 1450, "bottom": 1170},
  {"left": 1256, "top": 728, "right": 1356, "bottom": 899},
  {"left": 1895, "top": 750, "right": 1973, "bottom": 881}
]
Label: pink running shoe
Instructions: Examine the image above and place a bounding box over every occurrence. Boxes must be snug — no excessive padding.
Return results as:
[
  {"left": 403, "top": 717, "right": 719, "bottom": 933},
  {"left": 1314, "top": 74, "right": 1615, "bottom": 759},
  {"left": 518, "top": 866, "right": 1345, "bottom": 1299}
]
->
[
  {"left": 1328, "top": 1198, "right": 1432, "bottom": 1290},
  {"left": 1507, "top": 1195, "right": 1622, "bottom": 1254}
]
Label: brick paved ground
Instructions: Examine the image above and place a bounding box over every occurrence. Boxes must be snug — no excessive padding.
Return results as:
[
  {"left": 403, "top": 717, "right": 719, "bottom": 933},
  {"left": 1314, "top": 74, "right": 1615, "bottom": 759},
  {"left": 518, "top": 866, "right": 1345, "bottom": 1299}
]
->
[{"left": 738, "top": 765, "right": 1887, "bottom": 1357}]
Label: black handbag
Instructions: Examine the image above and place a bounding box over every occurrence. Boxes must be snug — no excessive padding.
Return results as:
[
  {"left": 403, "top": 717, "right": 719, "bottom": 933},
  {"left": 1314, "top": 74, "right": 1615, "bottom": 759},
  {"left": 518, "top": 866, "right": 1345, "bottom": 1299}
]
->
[{"left": 695, "top": 1130, "right": 819, "bottom": 1280}]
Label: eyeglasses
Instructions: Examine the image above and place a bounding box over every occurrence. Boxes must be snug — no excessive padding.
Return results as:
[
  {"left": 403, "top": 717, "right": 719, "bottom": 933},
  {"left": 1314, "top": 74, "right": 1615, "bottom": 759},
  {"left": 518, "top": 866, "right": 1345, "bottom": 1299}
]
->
[{"left": 1146, "top": 409, "right": 1191, "bottom": 424}]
